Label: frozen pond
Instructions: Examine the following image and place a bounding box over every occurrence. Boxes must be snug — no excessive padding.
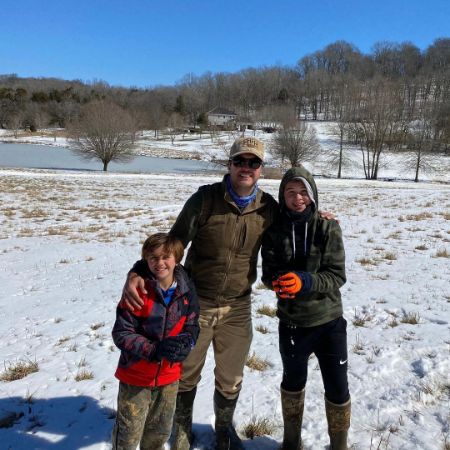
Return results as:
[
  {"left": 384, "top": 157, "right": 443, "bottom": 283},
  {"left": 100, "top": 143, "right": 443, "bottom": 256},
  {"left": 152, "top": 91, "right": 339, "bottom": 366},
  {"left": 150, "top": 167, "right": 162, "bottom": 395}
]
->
[{"left": 0, "top": 143, "right": 219, "bottom": 174}]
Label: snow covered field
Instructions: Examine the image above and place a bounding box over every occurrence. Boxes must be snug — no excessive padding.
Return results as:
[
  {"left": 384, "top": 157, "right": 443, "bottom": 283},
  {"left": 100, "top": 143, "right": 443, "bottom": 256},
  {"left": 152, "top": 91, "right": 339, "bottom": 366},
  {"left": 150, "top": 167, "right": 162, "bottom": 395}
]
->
[{"left": 0, "top": 165, "right": 449, "bottom": 450}]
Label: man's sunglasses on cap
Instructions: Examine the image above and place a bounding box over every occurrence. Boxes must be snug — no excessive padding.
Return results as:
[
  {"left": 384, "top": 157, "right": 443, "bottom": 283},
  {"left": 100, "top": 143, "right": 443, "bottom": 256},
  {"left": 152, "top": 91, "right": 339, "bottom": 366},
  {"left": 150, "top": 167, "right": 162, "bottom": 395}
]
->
[{"left": 231, "top": 156, "right": 263, "bottom": 169}]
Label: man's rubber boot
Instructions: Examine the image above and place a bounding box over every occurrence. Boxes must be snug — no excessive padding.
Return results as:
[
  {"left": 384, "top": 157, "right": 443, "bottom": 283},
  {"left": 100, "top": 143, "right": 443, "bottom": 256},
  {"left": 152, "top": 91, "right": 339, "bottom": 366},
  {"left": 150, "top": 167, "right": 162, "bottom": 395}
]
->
[
  {"left": 171, "top": 387, "right": 197, "bottom": 450},
  {"left": 280, "top": 387, "right": 305, "bottom": 450},
  {"left": 325, "top": 397, "right": 351, "bottom": 450},
  {"left": 213, "top": 389, "right": 244, "bottom": 450}
]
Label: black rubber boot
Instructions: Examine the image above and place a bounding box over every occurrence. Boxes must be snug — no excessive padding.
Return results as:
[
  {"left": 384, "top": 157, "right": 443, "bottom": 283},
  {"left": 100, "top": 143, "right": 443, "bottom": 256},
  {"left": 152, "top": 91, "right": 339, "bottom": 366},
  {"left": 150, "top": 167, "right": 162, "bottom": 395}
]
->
[
  {"left": 171, "top": 387, "right": 197, "bottom": 450},
  {"left": 213, "top": 389, "right": 244, "bottom": 450}
]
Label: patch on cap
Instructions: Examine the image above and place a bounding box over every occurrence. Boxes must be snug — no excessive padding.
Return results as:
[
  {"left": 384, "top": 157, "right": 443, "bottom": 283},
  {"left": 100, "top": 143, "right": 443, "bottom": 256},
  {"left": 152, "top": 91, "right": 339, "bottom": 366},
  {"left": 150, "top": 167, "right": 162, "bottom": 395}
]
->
[{"left": 230, "top": 137, "right": 264, "bottom": 161}]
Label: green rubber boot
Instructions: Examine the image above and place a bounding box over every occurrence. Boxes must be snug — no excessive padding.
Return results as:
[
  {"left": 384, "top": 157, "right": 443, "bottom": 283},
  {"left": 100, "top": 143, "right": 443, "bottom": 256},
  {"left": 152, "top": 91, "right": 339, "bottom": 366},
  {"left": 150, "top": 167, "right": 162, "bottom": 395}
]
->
[
  {"left": 280, "top": 387, "right": 305, "bottom": 450},
  {"left": 171, "top": 387, "right": 197, "bottom": 450},
  {"left": 325, "top": 397, "right": 351, "bottom": 450},
  {"left": 214, "top": 389, "right": 244, "bottom": 450}
]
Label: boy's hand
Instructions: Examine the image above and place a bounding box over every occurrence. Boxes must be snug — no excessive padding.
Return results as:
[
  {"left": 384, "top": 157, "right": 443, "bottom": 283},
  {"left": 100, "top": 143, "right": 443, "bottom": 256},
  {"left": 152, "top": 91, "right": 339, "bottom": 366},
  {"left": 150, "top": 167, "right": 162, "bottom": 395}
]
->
[
  {"left": 155, "top": 335, "right": 192, "bottom": 362},
  {"left": 277, "top": 272, "right": 302, "bottom": 298},
  {"left": 120, "top": 272, "right": 146, "bottom": 311},
  {"left": 274, "top": 272, "right": 313, "bottom": 299}
]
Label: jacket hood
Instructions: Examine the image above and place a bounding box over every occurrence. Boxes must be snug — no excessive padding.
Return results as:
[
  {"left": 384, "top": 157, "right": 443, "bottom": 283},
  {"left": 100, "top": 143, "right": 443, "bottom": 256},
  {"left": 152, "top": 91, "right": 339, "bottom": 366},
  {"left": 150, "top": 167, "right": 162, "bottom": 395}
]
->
[{"left": 278, "top": 166, "right": 318, "bottom": 211}]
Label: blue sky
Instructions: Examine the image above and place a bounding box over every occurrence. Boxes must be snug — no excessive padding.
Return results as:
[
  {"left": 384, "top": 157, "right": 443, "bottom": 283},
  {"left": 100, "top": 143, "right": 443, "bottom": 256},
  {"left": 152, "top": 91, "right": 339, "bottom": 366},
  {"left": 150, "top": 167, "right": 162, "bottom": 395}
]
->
[{"left": 1, "top": 0, "right": 448, "bottom": 88}]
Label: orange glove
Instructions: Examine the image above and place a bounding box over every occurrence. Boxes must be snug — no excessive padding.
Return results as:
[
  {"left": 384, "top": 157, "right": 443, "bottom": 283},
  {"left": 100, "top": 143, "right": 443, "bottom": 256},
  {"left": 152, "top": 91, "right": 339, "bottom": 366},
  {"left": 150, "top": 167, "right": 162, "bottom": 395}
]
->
[{"left": 276, "top": 272, "right": 303, "bottom": 299}]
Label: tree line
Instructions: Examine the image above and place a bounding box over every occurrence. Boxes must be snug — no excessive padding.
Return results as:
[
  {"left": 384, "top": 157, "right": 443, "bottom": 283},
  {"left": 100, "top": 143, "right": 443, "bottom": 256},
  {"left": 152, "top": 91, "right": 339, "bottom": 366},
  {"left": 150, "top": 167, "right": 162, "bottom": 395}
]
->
[{"left": 0, "top": 38, "right": 449, "bottom": 179}]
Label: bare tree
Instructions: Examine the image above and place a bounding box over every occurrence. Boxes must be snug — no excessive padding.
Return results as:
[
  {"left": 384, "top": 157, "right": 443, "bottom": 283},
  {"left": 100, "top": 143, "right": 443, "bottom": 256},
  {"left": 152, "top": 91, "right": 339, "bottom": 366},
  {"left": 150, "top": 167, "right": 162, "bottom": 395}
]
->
[
  {"left": 68, "top": 100, "right": 136, "bottom": 171},
  {"left": 350, "top": 79, "right": 406, "bottom": 179},
  {"left": 272, "top": 121, "right": 321, "bottom": 167},
  {"left": 327, "top": 121, "right": 356, "bottom": 178},
  {"left": 166, "top": 112, "right": 184, "bottom": 144},
  {"left": 8, "top": 111, "right": 24, "bottom": 138},
  {"left": 25, "top": 102, "right": 49, "bottom": 131},
  {"left": 402, "top": 102, "right": 441, "bottom": 182}
]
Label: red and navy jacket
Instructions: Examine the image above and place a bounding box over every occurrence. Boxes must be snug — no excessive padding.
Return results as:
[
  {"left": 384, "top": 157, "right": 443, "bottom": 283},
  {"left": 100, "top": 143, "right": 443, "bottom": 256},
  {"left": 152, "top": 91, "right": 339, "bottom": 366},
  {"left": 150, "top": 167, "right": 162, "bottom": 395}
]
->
[{"left": 112, "top": 264, "right": 199, "bottom": 387}]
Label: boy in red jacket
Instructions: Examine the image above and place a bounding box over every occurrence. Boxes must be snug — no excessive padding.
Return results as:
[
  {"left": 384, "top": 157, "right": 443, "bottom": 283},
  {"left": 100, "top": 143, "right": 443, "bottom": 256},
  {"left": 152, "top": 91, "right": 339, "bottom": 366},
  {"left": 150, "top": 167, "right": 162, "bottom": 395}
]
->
[{"left": 112, "top": 233, "right": 199, "bottom": 450}]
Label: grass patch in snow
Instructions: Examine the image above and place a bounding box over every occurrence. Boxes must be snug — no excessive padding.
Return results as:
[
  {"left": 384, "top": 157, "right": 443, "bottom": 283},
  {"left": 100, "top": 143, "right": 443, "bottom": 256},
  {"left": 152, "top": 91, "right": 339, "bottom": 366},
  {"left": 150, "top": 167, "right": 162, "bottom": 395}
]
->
[
  {"left": 388, "top": 317, "right": 399, "bottom": 327},
  {"left": 256, "top": 305, "right": 277, "bottom": 318},
  {"left": 74, "top": 369, "right": 94, "bottom": 381},
  {"left": 241, "top": 416, "right": 276, "bottom": 439},
  {"left": 352, "top": 334, "right": 365, "bottom": 355},
  {"left": 404, "top": 212, "right": 433, "bottom": 221},
  {"left": 383, "top": 252, "right": 397, "bottom": 261},
  {"left": 352, "top": 313, "right": 372, "bottom": 327},
  {"left": 246, "top": 352, "right": 271, "bottom": 371},
  {"left": 0, "top": 359, "right": 39, "bottom": 382},
  {"left": 435, "top": 248, "right": 449, "bottom": 258},
  {"left": 400, "top": 312, "right": 420, "bottom": 325},
  {"left": 56, "top": 336, "right": 70, "bottom": 346},
  {"left": 357, "top": 257, "right": 378, "bottom": 266}
]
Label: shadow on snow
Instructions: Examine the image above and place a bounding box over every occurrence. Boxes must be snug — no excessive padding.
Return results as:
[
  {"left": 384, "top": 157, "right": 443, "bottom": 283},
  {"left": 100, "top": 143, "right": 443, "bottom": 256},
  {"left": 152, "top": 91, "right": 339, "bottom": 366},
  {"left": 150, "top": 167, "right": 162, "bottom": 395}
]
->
[{"left": 0, "top": 395, "right": 114, "bottom": 450}]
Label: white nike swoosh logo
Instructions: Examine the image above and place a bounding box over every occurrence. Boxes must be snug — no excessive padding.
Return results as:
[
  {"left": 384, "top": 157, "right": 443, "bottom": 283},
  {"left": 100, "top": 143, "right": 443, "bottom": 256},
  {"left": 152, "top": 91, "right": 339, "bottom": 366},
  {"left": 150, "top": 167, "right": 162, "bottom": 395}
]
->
[{"left": 339, "top": 359, "right": 347, "bottom": 365}]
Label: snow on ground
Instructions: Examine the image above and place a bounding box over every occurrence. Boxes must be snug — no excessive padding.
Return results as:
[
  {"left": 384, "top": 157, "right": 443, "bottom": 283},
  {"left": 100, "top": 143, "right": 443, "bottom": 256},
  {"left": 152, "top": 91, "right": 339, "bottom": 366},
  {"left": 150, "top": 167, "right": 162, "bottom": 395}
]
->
[{"left": 0, "top": 166, "right": 449, "bottom": 450}]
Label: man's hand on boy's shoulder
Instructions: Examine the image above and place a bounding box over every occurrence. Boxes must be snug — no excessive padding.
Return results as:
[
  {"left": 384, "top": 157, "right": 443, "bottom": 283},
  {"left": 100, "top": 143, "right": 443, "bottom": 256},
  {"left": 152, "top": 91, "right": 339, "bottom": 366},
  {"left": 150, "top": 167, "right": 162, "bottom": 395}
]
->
[
  {"left": 120, "top": 272, "right": 146, "bottom": 311},
  {"left": 319, "top": 210, "right": 339, "bottom": 224}
]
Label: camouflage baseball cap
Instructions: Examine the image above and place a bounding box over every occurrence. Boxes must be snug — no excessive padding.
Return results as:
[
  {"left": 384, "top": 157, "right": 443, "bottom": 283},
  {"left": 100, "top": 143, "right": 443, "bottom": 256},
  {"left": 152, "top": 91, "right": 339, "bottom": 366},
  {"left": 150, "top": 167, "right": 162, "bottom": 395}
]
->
[{"left": 230, "top": 137, "right": 264, "bottom": 161}]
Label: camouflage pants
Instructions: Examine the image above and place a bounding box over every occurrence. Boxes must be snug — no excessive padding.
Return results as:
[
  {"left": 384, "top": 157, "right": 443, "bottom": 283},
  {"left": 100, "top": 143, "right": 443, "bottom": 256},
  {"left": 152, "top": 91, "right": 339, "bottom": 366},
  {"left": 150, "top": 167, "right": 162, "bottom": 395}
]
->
[{"left": 112, "top": 381, "right": 178, "bottom": 450}]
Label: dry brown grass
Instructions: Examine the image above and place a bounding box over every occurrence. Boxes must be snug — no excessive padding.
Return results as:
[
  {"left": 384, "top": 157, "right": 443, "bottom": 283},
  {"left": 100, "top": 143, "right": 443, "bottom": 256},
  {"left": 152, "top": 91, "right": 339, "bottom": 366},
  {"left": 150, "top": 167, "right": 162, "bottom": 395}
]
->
[
  {"left": 241, "top": 416, "right": 276, "bottom": 438},
  {"left": 74, "top": 369, "right": 94, "bottom": 381},
  {"left": 352, "top": 334, "right": 365, "bottom": 355},
  {"left": 388, "top": 317, "right": 399, "bottom": 327},
  {"left": 357, "top": 257, "right": 378, "bottom": 266},
  {"left": 246, "top": 352, "right": 271, "bottom": 371},
  {"left": 400, "top": 312, "right": 420, "bottom": 324},
  {"left": 18, "top": 227, "right": 35, "bottom": 237},
  {"left": 383, "top": 252, "right": 397, "bottom": 261},
  {"left": 255, "top": 325, "right": 269, "bottom": 334},
  {"left": 256, "top": 305, "right": 277, "bottom": 318},
  {"left": 386, "top": 231, "right": 402, "bottom": 240},
  {"left": 352, "top": 312, "right": 372, "bottom": 327},
  {"left": 404, "top": 212, "right": 434, "bottom": 221},
  {"left": 47, "top": 226, "right": 72, "bottom": 236},
  {"left": 407, "top": 226, "right": 425, "bottom": 232},
  {"left": 2, "top": 208, "right": 16, "bottom": 217},
  {"left": 415, "top": 244, "right": 428, "bottom": 251},
  {"left": 0, "top": 359, "right": 39, "bottom": 382},
  {"left": 56, "top": 336, "right": 70, "bottom": 346},
  {"left": 78, "top": 225, "right": 103, "bottom": 233},
  {"left": 20, "top": 208, "right": 49, "bottom": 219},
  {"left": 435, "top": 248, "right": 449, "bottom": 258}
]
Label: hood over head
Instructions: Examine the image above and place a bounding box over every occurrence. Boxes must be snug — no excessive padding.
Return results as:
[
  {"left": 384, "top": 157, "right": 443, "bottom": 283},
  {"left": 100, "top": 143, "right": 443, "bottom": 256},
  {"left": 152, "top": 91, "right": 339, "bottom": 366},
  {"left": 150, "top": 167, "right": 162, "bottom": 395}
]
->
[{"left": 279, "top": 166, "right": 318, "bottom": 211}]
